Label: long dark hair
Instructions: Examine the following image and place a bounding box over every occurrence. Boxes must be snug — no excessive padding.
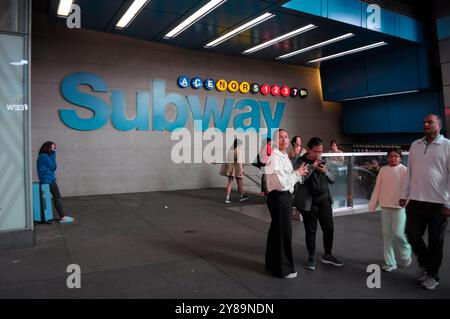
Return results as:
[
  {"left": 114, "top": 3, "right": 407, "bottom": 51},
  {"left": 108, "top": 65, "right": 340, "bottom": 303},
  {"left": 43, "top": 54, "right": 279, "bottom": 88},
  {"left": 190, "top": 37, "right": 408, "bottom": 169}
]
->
[
  {"left": 291, "top": 136, "right": 300, "bottom": 147},
  {"left": 39, "top": 141, "right": 55, "bottom": 155}
]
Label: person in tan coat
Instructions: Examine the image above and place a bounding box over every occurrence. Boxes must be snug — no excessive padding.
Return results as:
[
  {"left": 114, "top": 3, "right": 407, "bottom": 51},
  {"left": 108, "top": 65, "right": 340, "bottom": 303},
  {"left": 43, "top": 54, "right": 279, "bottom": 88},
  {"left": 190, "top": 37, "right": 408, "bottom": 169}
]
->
[{"left": 220, "top": 139, "right": 248, "bottom": 204}]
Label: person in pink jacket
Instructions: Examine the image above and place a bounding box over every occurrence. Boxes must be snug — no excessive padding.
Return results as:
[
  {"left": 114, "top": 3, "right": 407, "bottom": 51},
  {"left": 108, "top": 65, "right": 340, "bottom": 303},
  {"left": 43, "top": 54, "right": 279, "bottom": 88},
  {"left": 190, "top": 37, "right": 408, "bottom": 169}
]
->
[{"left": 368, "top": 148, "right": 412, "bottom": 272}]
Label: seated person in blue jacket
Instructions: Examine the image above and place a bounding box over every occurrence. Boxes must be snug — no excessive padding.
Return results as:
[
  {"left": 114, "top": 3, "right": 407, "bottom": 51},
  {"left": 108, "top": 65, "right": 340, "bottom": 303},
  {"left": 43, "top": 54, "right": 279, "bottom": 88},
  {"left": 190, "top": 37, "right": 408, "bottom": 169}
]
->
[{"left": 37, "top": 141, "right": 74, "bottom": 223}]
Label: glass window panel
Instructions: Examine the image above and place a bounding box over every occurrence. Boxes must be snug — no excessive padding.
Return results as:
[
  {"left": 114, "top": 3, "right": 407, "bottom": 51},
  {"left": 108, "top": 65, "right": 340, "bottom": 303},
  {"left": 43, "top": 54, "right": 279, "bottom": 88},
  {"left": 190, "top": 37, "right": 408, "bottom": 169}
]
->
[
  {"left": 0, "top": 0, "right": 28, "bottom": 33},
  {"left": 0, "top": 33, "right": 27, "bottom": 231}
]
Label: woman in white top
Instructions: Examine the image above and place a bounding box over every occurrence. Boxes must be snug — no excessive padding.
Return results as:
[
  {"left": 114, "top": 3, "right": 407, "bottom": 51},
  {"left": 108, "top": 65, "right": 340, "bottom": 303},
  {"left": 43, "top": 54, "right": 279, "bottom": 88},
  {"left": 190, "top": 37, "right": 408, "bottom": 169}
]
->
[
  {"left": 265, "top": 129, "right": 308, "bottom": 278},
  {"left": 368, "top": 148, "right": 412, "bottom": 272}
]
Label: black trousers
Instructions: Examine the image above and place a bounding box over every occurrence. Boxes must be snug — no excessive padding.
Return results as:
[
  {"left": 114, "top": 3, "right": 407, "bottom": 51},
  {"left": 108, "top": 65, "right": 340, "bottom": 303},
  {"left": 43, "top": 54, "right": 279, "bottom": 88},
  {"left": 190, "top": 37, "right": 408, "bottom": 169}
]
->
[
  {"left": 406, "top": 200, "right": 448, "bottom": 279},
  {"left": 300, "top": 193, "right": 334, "bottom": 257},
  {"left": 261, "top": 174, "right": 268, "bottom": 194},
  {"left": 265, "top": 191, "right": 295, "bottom": 277},
  {"left": 49, "top": 182, "right": 66, "bottom": 218}
]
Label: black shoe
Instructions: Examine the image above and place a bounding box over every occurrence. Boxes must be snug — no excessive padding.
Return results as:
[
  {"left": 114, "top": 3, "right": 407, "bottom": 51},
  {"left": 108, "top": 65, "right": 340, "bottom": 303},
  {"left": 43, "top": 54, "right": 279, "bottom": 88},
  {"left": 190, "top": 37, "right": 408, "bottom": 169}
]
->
[
  {"left": 239, "top": 194, "right": 249, "bottom": 202},
  {"left": 305, "top": 256, "right": 316, "bottom": 270},
  {"left": 321, "top": 254, "right": 344, "bottom": 267}
]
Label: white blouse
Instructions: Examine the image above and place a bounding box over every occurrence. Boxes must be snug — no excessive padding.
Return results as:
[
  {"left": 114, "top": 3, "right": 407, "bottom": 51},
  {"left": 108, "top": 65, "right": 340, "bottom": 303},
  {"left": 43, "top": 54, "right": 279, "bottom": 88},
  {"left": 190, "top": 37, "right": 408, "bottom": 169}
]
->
[{"left": 266, "top": 148, "right": 304, "bottom": 193}]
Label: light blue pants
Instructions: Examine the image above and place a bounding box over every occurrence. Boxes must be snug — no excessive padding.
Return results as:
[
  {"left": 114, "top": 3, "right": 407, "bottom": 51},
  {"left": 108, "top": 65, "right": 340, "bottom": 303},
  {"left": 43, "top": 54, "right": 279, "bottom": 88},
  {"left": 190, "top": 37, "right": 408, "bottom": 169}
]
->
[{"left": 381, "top": 207, "right": 412, "bottom": 266}]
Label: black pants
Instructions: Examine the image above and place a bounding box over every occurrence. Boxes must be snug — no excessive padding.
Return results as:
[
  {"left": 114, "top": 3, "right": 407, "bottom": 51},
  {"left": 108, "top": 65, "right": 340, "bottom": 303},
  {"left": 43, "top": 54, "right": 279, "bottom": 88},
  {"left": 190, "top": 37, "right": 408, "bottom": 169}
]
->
[
  {"left": 265, "top": 191, "right": 295, "bottom": 277},
  {"left": 261, "top": 174, "right": 268, "bottom": 194},
  {"left": 300, "top": 193, "right": 334, "bottom": 257},
  {"left": 49, "top": 182, "right": 66, "bottom": 219},
  {"left": 406, "top": 200, "right": 448, "bottom": 280}
]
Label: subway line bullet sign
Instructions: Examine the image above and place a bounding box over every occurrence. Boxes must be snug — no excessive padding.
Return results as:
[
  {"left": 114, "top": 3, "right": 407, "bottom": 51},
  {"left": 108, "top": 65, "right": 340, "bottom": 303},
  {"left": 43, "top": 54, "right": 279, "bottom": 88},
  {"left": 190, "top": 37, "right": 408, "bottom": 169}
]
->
[{"left": 177, "top": 75, "right": 308, "bottom": 98}]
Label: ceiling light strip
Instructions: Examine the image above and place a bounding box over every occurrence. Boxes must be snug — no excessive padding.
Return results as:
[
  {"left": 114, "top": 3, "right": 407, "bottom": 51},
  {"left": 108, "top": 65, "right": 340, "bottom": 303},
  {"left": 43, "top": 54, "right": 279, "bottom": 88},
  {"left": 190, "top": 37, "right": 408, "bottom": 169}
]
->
[
  {"left": 342, "top": 90, "right": 419, "bottom": 101},
  {"left": 164, "top": 0, "right": 228, "bottom": 39},
  {"left": 205, "top": 12, "right": 275, "bottom": 48},
  {"left": 116, "top": 0, "right": 149, "bottom": 29},
  {"left": 277, "top": 33, "right": 355, "bottom": 59},
  {"left": 308, "top": 41, "right": 388, "bottom": 63},
  {"left": 242, "top": 24, "right": 317, "bottom": 54},
  {"left": 57, "top": 0, "right": 74, "bottom": 17}
]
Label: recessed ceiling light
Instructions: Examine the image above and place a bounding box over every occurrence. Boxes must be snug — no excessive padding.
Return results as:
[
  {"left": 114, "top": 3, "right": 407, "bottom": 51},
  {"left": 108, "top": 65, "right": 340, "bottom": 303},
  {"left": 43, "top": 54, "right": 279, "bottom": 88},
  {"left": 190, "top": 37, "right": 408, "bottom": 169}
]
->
[
  {"left": 116, "top": 0, "right": 149, "bottom": 29},
  {"left": 204, "top": 12, "right": 275, "bottom": 48},
  {"left": 57, "top": 0, "right": 74, "bottom": 17},
  {"left": 277, "top": 33, "right": 354, "bottom": 59},
  {"left": 164, "top": 0, "right": 227, "bottom": 39},
  {"left": 308, "top": 41, "right": 387, "bottom": 63},
  {"left": 342, "top": 90, "right": 419, "bottom": 101},
  {"left": 242, "top": 24, "right": 317, "bottom": 54}
]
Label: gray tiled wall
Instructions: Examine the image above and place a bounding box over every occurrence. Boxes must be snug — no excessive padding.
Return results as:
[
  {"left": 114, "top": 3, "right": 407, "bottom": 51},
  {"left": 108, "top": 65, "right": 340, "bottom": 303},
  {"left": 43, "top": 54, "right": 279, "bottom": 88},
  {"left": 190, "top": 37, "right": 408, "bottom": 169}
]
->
[{"left": 31, "top": 14, "right": 351, "bottom": 196}]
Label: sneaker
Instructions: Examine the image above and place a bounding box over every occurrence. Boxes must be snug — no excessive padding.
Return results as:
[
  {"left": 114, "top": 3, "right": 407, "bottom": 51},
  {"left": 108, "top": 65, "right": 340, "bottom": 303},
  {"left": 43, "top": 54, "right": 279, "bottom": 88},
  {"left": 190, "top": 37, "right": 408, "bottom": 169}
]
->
[
  {"left": 225, "top": 199, "right": 231, "bottom": 204},
  {"left": 417, "top": 270, "right": 428, "bottom": 282},
  {"left": 381, "top": 264, "right": 397, "bottom": 272},
  {"left": 421, "top": 276, "right": 439, "bottom": 290},
  {"left": 285, "top": 272, "right": 297, "bottom": 279},
  {"left": 321, "top": 254, "right": 344, "bottom": 267},
  {"left": 239, "top": 194, "right": 249, "bottom": 202},
  {"left": 400, "top": 257, "right": 412, "bottom": 268},
  {"left": 59, "top": 216, "right": 74, "bottom": 223},
  {"left": 305, "top": 256, "right": 316, "bottom": 270}
]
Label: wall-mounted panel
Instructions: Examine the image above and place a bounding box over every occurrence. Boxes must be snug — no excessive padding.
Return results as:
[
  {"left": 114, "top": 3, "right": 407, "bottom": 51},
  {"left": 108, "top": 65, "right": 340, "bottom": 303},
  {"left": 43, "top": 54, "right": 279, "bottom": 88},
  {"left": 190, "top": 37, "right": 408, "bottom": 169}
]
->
[
  {"left": 343, "top": 97, "right": 389, "bottom": 133},
  {"left": 322, "top": 57, "right": 367, "bottom": 100},
  {"left": 366, "top": 47, "right": 420, "bottom": 95}
]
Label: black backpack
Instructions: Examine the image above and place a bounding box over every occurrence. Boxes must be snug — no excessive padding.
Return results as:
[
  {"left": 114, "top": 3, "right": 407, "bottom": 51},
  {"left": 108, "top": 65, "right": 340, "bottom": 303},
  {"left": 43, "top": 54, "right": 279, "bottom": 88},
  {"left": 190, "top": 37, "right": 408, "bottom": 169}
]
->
[{"left": 305, "top": 170, "right": 329, "bottom": 196}]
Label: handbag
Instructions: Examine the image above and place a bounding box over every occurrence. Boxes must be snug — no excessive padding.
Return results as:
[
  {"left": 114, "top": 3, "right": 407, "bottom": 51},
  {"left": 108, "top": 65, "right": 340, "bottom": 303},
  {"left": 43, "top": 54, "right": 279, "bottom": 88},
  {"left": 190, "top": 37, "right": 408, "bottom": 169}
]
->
[{"left": 219, "top": 163, "right": 229, "bottom": 176}]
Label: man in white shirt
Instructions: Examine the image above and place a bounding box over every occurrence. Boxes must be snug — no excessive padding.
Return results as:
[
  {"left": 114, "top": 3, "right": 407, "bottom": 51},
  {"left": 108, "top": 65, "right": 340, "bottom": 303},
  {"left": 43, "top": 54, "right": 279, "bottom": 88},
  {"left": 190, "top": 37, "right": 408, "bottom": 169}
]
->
[
  {"left": 400, "top": 113, "right": 450, "bottom": 290},
  {"left": 264, "top": 129, "right": 308, "bottom": 278}
]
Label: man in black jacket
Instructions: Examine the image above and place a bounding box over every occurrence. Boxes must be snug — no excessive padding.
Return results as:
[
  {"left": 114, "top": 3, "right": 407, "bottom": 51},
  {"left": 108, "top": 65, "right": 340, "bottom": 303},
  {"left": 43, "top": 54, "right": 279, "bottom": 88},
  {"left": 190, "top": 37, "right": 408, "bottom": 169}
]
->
[{"left": 293, "top": 137, "right": 344, "bottom": 270}]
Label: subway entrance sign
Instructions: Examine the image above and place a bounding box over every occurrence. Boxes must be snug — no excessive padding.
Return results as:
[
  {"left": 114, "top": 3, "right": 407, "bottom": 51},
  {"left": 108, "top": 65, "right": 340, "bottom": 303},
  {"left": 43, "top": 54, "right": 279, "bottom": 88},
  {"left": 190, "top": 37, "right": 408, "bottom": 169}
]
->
[{"left": 58, "top": 72, "right": 288, "bottom": 132}]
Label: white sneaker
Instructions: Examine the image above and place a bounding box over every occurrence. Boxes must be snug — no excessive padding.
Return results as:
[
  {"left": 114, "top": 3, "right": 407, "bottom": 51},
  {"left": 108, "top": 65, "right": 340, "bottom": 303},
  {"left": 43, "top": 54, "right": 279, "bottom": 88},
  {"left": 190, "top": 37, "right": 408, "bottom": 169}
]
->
[
  {"left": 422, "top": 276, "right": 439, "bottom": 290},
  {"left": 225, "top": 199, "right": 231, "bottom": 204},
  {"left": 381, "top": 264, "right": 397, "bottom": 272},
  {"left": 285, "top": 272, "right": 297, "bottom": 279}
]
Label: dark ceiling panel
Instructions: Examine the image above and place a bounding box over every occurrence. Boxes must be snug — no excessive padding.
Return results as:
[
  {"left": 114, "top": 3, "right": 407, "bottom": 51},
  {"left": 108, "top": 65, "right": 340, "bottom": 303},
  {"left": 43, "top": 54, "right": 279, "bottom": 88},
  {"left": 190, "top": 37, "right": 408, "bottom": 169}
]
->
[
  {"left": 202, "top": 34, "right": 268, "bottom": 55},
  {"left": 45, "top": 0, "right": 422, "bottom": 69},
  {"left": 243, "top": 28, "right": 351, "bottom": 60},
  {"left": 195, "top": 0, "right": 276, "bottom": 28},
  {"left": 73, "top": 0, "right": 125, "bottom": 31},
  {"left": 235, "top": 12, "right": 318, "bottom": 40},
  {"left": 144, "top": 0, "right": 203, "bottom": 15},
  {"left": 160, "top": 23, "right": 228, "bottom": 49},
  {"left": 114, "top": 9, "right": 180, "bottom": 41}
]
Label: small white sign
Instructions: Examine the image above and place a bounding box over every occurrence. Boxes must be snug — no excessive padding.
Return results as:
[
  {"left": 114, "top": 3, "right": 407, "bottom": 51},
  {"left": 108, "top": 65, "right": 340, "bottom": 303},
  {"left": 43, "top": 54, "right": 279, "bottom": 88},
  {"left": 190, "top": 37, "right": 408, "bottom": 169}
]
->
[
  {"left": 66, "top": 264, "right": 81, "bottom": 289},
  {"left": 66, "top": 4, "right": 81, "bottom": 29},
  {"left": 366, "top": 264, "right": 381, "bottom": 289},
  {"left": 5, "top": 104, "right": 28, "bottom": 112}
]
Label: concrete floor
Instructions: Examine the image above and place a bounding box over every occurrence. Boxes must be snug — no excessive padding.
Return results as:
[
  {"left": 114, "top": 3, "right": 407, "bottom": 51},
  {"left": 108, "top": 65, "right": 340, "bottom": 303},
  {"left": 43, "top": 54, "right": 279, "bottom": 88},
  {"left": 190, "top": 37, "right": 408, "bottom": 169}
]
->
[{"left": 1, "top": 188, "right": 449, "bottom": 299}]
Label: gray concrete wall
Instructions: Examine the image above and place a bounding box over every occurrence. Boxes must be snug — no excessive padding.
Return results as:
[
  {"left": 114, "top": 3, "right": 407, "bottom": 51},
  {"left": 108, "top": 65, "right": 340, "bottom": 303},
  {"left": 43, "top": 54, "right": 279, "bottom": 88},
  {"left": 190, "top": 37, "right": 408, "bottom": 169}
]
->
[{"left": 31, "top": 14, "right": 351, "bottom": 196}]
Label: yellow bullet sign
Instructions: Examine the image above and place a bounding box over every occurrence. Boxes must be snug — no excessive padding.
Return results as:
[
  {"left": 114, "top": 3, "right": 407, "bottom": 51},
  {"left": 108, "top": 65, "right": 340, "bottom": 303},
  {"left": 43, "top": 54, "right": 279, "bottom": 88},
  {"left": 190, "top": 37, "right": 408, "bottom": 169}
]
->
[
  {"left": 216, "top": 79, "right": 228, "bottom": 91},
  {"left": 239, "top": 82, "right": 250, "bottom": 93},
  {"left": 228, "top": 80, "right": 239, "bottom": 92}
]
